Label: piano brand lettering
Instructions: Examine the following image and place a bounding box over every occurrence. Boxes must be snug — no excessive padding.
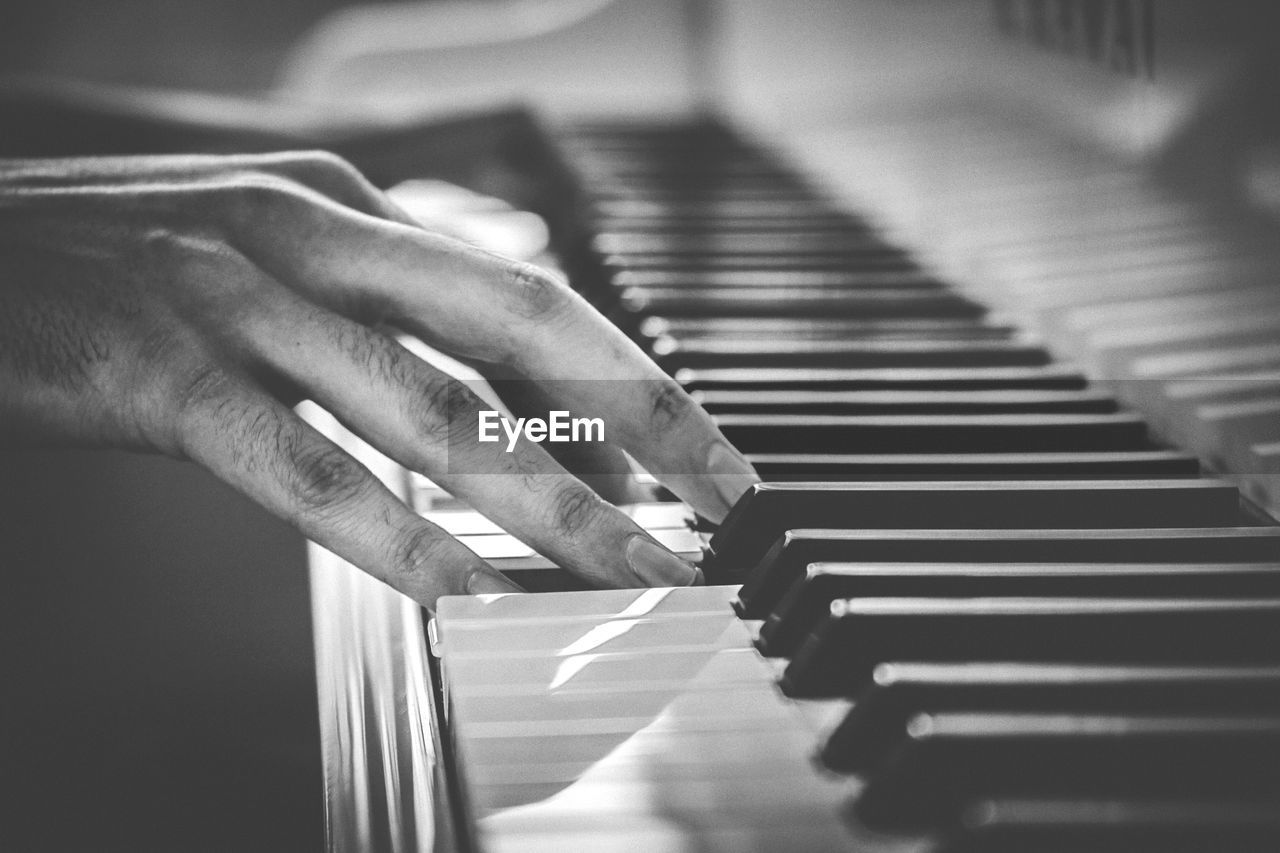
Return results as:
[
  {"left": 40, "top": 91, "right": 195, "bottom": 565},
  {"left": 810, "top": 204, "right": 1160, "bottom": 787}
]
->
[
  {"left": 477, "top": 410, "right": 604, "bottom": 452},
  {"left": 993, "top": 0, "right": 1155, "bottom": 79}
]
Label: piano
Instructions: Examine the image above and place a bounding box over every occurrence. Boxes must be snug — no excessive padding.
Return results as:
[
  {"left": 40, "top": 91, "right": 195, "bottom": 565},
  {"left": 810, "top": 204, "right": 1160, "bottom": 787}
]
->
[{"left": 299, "top": 1, "right": 1280, "bottom": 850}]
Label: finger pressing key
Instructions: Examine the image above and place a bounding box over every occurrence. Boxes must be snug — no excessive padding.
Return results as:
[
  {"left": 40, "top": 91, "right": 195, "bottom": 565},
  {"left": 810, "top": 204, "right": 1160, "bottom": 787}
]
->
[
  {"left": 235, "top": 288, "right": 700, "bottom": 589},
  {"left": 170, "top": 365, "right": 523, "bottom": 610}
]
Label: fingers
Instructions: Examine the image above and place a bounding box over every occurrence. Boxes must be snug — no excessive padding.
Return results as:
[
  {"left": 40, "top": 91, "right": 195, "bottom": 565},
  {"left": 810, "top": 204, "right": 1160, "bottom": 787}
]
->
[
  {"left": 478, "top": 366, "right": 651, "bottom": 505},
  {"left": 234, "top": 292, "right": 700, "bottom": 589},
  {"left": 220, "top": 202, "right": 759, "bottom": 521},
  {"left": 170, "top": 362, "right": 523, "bottom": 610}
]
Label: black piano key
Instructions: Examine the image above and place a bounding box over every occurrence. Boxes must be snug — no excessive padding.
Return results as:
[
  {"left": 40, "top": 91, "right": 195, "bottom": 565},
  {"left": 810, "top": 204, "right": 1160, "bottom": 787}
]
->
[
  {"left": 621, "top": 287, "right": 980, "bottom": 317},
  {"left": 572, "top": 143, "right": 759, "bottom": 159},
  {"left": 935, "top": 798, "right": 1280, "bottom": 853},
  {"left": 606, "top": 254, "right": 916, "bottom": 273},
  {"left": 568, "top": 139, "right": 765, "bottom": 155},
  {"left": 582, "top": 167, "right": 784, "bottom": 183},
  {"left": 578, "top": 152, "right": 784, "bottom": 164},
  {"left": 744, "top": 451, "right": 1199, "bottom": 481},
  {"left": 593, "top": 215, "right": 861, "bottom": 233},
  {"left": 564, "top": 120, "right": 725, "bottom": 136},
  {"left": 643, "top": 316, "right": 1014, "bottom": 340},
  {"left": 590, "top": 199, "right": 845, "bottom": 219},
  {"left": 652, "top": 337, "right": 1051, "bottom": 370},
  {"left": 584, "top": 146, "right": 780, "bottom": 159},
  {"left": 590, "top": 188, "right": 827, "bottom": 204},
  {"left": 594, "top": 218, "right": 872, "bottom": 237},
  {"left": 586, "top": 165, "right": 799, "bottom": 182},
  {"left": 575, "top": 161, "right": 796, "bottom": 178},
  {"left": 594, "top": 232, "right": 900, "bottom": 256},
  {"left": 617, "top": 269, "right": 940, "bottom": 290},
  {"left": 851, "top": 712, "right": 1280, "bottom": 831},
  {"left": 714, "top": 480, "right": 1239, "bottom": 592},
  {"left": 694, "top": 389, "right": 1115, "bottom": 415},
  {"left": 575, "top": 145, "right": 780, "bottom": 161},
  {"left": 781, "top": 597, "right": 1280, "bottom": 698},
  {"left": 584, "top": 175, "right": 817, "bottom": 190},
  {"left": 714, "top": 412, "right": 1148, "bottom": 454},
  {"left": 589, "top": 177, "right": 807, "bottom": 196},
  {"left": 566, "top": 138, "right": 713, "bottom": 151},
  {"left": 722, "top": 527, "right": 1280, "bottom": 602},
  {"left": 578, "top": 146, "right": 800, "bottom": 160},
  {"left": 759, "top": 562, "right": 1280, "bottom": 658},
  {"left": 586, "top": 175, "right": 802, "bottom": 193},
  {"left": 564, "top": 139, "right": 744, "bottom": 154},
  {"left": 577, "top": 152, "right": 762, "bottom": 163},
  {"left": 580, "top": 149, "right": 780, "bottom": 161},
  {"left": 824, "top": 662, "right": 1280, "bottom": 773},
  {"left": 677, "top": 365, "right": 1088, "bottom": 392}
]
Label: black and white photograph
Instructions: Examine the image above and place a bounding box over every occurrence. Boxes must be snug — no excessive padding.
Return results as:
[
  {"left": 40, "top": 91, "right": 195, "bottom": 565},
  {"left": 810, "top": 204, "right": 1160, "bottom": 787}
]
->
[{"left": 3, "top": 1, "right": 1280, "bottom": 851}]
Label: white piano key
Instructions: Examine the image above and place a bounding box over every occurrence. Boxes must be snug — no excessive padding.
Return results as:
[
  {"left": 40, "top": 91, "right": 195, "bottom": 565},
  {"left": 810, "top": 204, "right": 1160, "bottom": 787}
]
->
[
  {"left": 425, "top": 502, "right": 692, "bottom": 535},
  {"left": 1182, "top": 397, "right": 1280, "bottom": 469},
  {"left": 455, "top": 526, "right": 702, "bottom": 571},
  {"left": 1244, "top": 441, "right": 1280, "bottom": 513}
]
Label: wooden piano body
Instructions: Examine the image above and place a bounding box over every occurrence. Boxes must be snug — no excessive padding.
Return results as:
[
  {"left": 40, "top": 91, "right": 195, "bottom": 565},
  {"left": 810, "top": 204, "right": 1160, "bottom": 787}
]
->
[{"left": 299, "top": 2, "right": 1280, "bottom": 850}]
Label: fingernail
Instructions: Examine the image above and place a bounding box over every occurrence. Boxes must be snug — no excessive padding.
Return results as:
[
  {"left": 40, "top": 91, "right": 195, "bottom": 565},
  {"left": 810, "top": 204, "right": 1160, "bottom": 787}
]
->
[
  {"left": 466, "top": 568, "right": 525, "bottom": 595},
  {"left": 706, "top": 442, "right": 760, "bottom": 514},
  {"left": 626, "top": 535, "right": 699, "bottom": 587}
]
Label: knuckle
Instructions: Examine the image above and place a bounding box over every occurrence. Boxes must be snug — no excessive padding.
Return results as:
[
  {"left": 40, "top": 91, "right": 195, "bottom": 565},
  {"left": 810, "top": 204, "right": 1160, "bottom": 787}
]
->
[
  {"left": 278, "top": 150, "right": 381, "bottom": 211},
  {"left": 331, "top": 324, "right": 408, "bottom": 387},
  {"left": 504, "top": 261, "right": 573, "bottom": 322},
  {"left": 141, "top": 231, "right": 268, "bottom": 328},
  {"left": 237, "top": 171, "right": 299, "bottom": 198},
  {"left": 209, "top": 172, "right": 311, "bottom": 220},
  {"left": 286, "top": 441, "right": 371, "bottom": 515},
  {"left": 286, "top": 149, "right": 338, "bottom": 166},
  {"left": 647, "top": 379, "right": 695, "bottom": 432},
  {"left": 169, "top": 366, "right": 269, "bottom": 460},
  {"left": 390, "top": 523, "right": 450, "bottom": 579},
  {"left": 137, "top": 225, "right": 242, "bottom": 278},
  {"left": 128, "top": 332, "right": 197, "bottom": 453},
  {"left": 547, "top": 482, "right": 604, "bottom": 540},
  {"left": 174, "top": 363, "right": 235, "bottom": 421},
  {"left": 296, "top": 150, "right": 362, "bottom": 182},
  {"left": 410, "top": 373, "right": 477, "bottom": 443}
]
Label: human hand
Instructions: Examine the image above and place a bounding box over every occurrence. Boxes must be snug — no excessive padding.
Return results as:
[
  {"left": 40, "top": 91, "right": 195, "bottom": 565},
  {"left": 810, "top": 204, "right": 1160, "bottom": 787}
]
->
[{"left": 0, "top": 151, "right": 759, "bottom": 608}]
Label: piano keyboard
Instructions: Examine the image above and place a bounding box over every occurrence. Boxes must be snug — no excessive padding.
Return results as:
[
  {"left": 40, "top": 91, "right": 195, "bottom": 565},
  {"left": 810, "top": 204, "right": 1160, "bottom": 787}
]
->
[
  {"left": 429, "top": 119, "right": 1280, "bottom": 852},
  {"left": 785, "top": 107, "right": 1280, "bottom": 511}
]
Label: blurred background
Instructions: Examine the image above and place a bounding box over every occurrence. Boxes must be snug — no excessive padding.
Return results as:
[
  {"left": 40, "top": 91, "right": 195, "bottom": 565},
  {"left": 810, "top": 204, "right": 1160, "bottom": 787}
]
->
[
  {"left": 0, "top": 0, "right": 352, "bottom": 92},
  {"left": 5, "top": 1, "right": 1280, "bottom": 851}
]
